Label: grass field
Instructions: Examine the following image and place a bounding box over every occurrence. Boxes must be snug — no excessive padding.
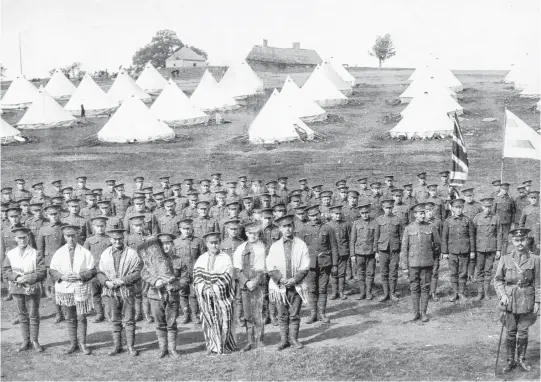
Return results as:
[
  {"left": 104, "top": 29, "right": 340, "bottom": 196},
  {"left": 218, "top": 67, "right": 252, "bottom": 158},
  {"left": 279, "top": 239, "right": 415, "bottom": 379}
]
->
[{"left": 1, "top": 67, "right": 540, "bottom": 381}]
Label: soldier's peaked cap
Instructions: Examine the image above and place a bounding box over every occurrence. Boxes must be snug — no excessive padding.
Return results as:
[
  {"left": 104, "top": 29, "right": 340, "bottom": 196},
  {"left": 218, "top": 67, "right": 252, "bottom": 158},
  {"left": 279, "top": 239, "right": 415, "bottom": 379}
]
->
[
  {"left": 157, "top": 233, "right": 176, "bottom": 242},
  {"left": 509, "top": 228, "right": 530, "bottom": 238},
  {"left": 196, "top": 201, "right": 210, "bottom": 208},
  {"left": 245, "top": 222, "right": 262, "bottom": 233},
  {"left": 12, "top": 227, "right": 31, "bottom": 237},
  {"left": 90, "top": 216, "right": 108, "bottom": 224},
  {"left": 275, "top": 215, "right": 294, "bottom": 226},
  {"left": 260, "top": 208, "right": 274, "bottom": 217},
  {"left": 134, "top": 176, "right": 144, "bottom": 182},
  {"left": 203, "top": 232, "right": 221, "bottom": 241},
  {"left": 411, "top": 203, "right": 426, "bottom": 212},
  {"left": 178, "top": 219, "right": 193, "bottom": 227},
  {"left": 129, "top": 215, "right": 145, "bottom": 224},
  {"left": 113, "top": 183, "right": 125, "bottom": 189},
  {"left": 61, "top": 225, "right": 80, "bottom": 234},
  {"left": 32, "top": 182, "right": 44, "bottom": 189},
  {"left": 106, "top": 229, "right": 125, "bottom": 239},
  {"left": 450, "top": 198, "right": 465, "bottom": 206},
  {"left": 320, "top": 191, "right": 333, "bottom": 198},
  {"left": 358, "top": 203, "right": 370, "bottom": 212},
  {"left": 528, "top": 191, "right": 540, "bottom": 197},
  {"left": 461, "top": 188, "right": 474, "bottom": 195}
]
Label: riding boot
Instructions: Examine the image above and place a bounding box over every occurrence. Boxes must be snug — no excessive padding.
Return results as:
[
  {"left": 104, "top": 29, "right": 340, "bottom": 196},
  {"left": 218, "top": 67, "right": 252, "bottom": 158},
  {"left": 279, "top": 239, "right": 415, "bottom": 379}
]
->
[
  {"left": 517, "top": 337, "right": 531, "bottom": 372},
  {"left": 317, "top": 294, "right": 330, "bottom": 323},
  {"left": 65, "top": 319, "right": 78, "bottom": 354},
  {"left": 156, "top": 330, "right": 168, "bottom": 359},
  {"left": 366, "top": 279, "right": 373, "bottom": 300},
  {"left": 29, "top": 320, "right": 44, "bottom": 352},
  {"left": 108, "top": 332, "right": 123, "bottom": 356},
  {"left": 379, "top": 280, "right": 389, "bottom": 302},
  {"left": 126, "top": 327, "right": 139, "bottom": 356},
  {"left": 189, "top": 299, "right": 201, "bottom": 325},
  {"left": 93, "top": 297, "right": 105, "bottom": 323},
  {"left": 411, "top": 295, "right": 420, "bottom": 321},
  {"left": 329, "top": 277, "right": 339, "bottom": 300},
  {"left": 143, "top": 297, "right": 153, "bottom": 323},
  {"left": 473, "top": 284, "right": 484, "bottom": 301},
  {"left": 305, "top": 293, "right": 318, "bottom": 324},
  {"left": 77, "top": 318, "right": 92, "bottom": 355},
  {"left": 357, "top": 278, "right": 366, "bottom": 300},
  {"left": 390, "top": 280, "right": 400, "bottom": 301},
  {"left": 134, "top": 297, "right": 143, "bottom": 322},
  {"left": 420, "top": 293, "right": 429, "bottom": 322},
  {"left": 338, "top": 277, "right": 347, "bottom": 300},
  {"left": 54, "top": 304, "right": 65, "bottom": 323},
  {"left": 289, "top": 322, "right": 304, "bottom": 349},
  {"left": 17, "top": 320, "right": 31, "bottom": 352},
  {"left": 276, "top": 322, "right": 290, "bottom": 351},
  {"left": 502, "top": 338, "right": 516, "bottom": 373},
  {"left": 179, "top": 296, "right": 191, "bottom": 324},
  {"left": 168, "top": 331, "right": 180, "bottom": 358},
  {"left": 241, "top": 327, "right": 253, "bottom": 352}
]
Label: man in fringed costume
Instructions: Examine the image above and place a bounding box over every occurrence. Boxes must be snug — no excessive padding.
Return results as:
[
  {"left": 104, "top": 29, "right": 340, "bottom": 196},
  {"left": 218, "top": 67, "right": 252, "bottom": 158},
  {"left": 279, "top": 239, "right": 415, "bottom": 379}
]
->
[
  {"left": 233, "top": 222, "right": 268, "bottom": 352},
  {"left": 193, "top": 232, "right": 236, "bottom": 355}
]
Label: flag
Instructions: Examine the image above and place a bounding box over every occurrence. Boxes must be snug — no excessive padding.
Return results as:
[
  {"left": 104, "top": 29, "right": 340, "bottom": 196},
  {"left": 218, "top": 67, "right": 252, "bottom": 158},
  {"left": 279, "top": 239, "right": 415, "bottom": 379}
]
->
[
  {"left": 503, "top": 109, "right": 540, "bottom": 160},
  {"left": 449, "top": 114, "right": 469, "bottom": 187}
]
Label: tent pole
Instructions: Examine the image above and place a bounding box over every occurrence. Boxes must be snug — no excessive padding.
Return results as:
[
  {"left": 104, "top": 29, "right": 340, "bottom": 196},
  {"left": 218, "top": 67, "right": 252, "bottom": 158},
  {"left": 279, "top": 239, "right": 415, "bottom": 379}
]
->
[
  {"left": 19, "top": 32, "right": 23, "bottom": 75},
  {"left": 501, "top": 108, "right": 507, "bottom": 181}
]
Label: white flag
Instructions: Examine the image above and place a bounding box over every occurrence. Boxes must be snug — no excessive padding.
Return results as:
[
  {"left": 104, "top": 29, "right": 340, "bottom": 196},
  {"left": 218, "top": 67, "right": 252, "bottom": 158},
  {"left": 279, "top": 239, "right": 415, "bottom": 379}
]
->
[{"left": 503, "top": 109, "right": 540, "bottom": 160}]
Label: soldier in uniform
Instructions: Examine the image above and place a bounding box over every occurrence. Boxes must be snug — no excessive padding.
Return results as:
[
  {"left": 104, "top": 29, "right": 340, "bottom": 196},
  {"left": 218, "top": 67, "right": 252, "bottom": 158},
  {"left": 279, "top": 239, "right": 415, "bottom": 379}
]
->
[
  {"left": 309, "top": 185, "right": 323, "bottom": 206},
  {"left": 401, "top": 203, "right": 441, "bottom": 322},
  {"left": 30, "top": 182, "right": 50, "bottom": 206},
  {"left": 293, "top": 206, "right": 308, "bottom": 235},
  {"left": 144, "top": 189, "right": 158, "bottom": 212},
  {"left": 286, "top": 193, "right": 302, "bottom": 215},
  {"left": 424, "top": 202, "right": 443, "bottom": 300},
  {"left": 402, "top": 184, "right": 418, "bottom": 222},
  {"left": 152, "top": 192, "right": 167, "bottom": 216},
  {"left": 1, "top": 187, "right": 13, "bottom": 204},
  {"left": 192, "top": 201, "right": 219, "bottom": 239},
  {"left": 198, "top": 179, "right": 214, "bottom": 205},
  {"left": 375, "top": 200, "right": 403, "bottom": 302},
  {"left": 237, "top": 176, "right": 251, "bottom": 197},
  {"left": 158, "top": 176, "right": 173, "bottom": 198},
  {"left": 471, "top": 197, "right": 502, "bottom": 301},
  {"left": 266, "top": 181, "right": 285, "bottom": 207},
  {"left": 18, "top": 198, "right": 32, "bottom": 224},
  {"left": 343, "top": 190, "right": 360, "bottom": 223},
  {"left": 513, "top": 186, "right": 529, "bottom": 230},
  {"left": 183, "top": 178, "right": 196, "bottom": 195},
  {"left": 80, "top": 192, "right": 100, "bottom": 222},
  {"left": 156, "top": 199, "right": 181, "bottom": 236},
  {"left": 277, "top": 177, "right": 289, "bottom": 202},
  {"left": 367, "top": 182, "right": 383, "bottom": 219},
  {"left": 111, "top": 183, "right": 132, "bottom": 219},
  {"left": 299, "top": 205, "right": 338, "bottom": 324},
  {"left": 73, "top": 176, "right": 90, "bottom": 200},
  {"left": 272, "top": 203, "right": 287, "bottom": 221},
  {"left": 519, "top": 191, "right": 540, "bottom": 253},
  {"left": 442, "top": 198, "right": 476, "bottom": 301},
  {"left": 248, "top": 179, "right": 263, "bottom": 207},
  {"left": 96, "top": 200, "right": 123, "bottom": 232},
  {"left": 181, "top": 191, "right": 199, "bottom": 219},
  {"left": 462, "top": 188, "right": 482, "bottom": 282},
  {"left": 334, "top": 185, "right": 349, "bottom": 206},
  {"left": 425, "top": 184, "right": 445, "bottom": 222},
  {"left": 225, "top": 181, "right": 242, "bottom": 206},
  {"left": 491, "top": 180, "right": 502, "bottom": 197},
  {"left": 61, "top": 186, "right": 73, "bottom": 206},
  {"left": 123, "top": 196, "right": 158, "bottom": 236},
  {"left": 494, "top": 228, "right": 539, "bottom": 373},
  {"left": 210, "top": 173, "right": 224, "bottom": 194},
  {"left": 25, "top": 203, "right": 46, "bottom": 240},
  {"left": 221, "top": 219, "right": 244, "bottom": 323},
  {"left": 170, "top": 183, "right": 186, "bottom": 214},
  {"left": 320, "top": 191, "right": 333, "bottom": 222},
  {"left": 436, "top": 170, "right": 450, "bottom": 201},
  {"left": 61, "top": 199, "right": 88, "bottom": 244},
  {"left": 413, "top": 172, "right": 429, "bottom": 202},
  {"left": 13, "top": 179, "right": 32, "bottom": 202},
  {"left": 357, "top": 178, "right": 372, "bottom": 199},
  {"left": 239, "top": 196, "right": 256, "bottom": 224},
  {"left": 259, "top": 193, "right": 272, "bottom": 210},
  {"left": 102, "top": 179, "right": 116, "bottom": 201},
  {"left": 50, "top": 180, "right": 63, "bottom": 198},
  {"left": 260, "top": 209, "right": 281, "bottom": 250},
  {"left": 327, "top": 205, "right": 350, "bottom": 300},
  {"left": 92, "top": 188, "right": 104, "bottom": 203},
  {"left": 298, "top": 178, "right": 313, "bottom": 205},
  {"left": 83, "top": 216, "right": 111, "bottom": 322},
  {"left": 522, "top": 180, "right": 532, "bottom": 194},
  {"left": 173, "top": 219, "right": 205, "bottom": 325},
  {"left": 493, "top": 182, "right": 516, "bottom": 255},
  {"left": 391, "top": 188, "right": 409, "bottom": 225},
  {"left": 132, "top": 176, "right": 145, "bottom": 197},
  {"left": 350, "top": 204, "right": 378, "bottom": 299}
]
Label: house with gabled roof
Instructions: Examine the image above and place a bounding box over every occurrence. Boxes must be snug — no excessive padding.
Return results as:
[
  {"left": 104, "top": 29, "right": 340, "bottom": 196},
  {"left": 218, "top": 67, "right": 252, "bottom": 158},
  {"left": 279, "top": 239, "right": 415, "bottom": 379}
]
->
[
  {"left": 166, "top": 47, "right": 207, "bottom": 68},
  {"left": 246, "top": 40, "right": 322, "bottom": 70}
]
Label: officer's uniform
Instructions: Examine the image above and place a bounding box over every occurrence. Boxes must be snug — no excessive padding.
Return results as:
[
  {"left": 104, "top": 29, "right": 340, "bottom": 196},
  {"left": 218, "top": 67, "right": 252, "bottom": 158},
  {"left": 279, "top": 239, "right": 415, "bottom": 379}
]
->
[{"left": 374, "top": 211, "right": 403, "bottom": 301}]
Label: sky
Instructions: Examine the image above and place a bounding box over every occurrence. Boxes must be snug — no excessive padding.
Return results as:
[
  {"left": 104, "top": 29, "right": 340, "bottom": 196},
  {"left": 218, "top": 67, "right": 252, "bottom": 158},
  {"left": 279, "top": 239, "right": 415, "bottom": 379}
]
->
[{"left": 1, "top": 0, "right": 539, "bottom": 79}]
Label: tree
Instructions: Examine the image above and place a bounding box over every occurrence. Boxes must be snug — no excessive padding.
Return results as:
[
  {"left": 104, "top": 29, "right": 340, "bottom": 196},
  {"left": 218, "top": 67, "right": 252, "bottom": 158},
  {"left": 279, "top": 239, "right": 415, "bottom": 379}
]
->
[
  {"left": 0, "top": 64, "right": 6, "bottom": 78},
  {"left": 369, "top": 34, "right": 396, "bottom": 69},
  {"left": 49, "top": 62, "right": 84, "bottom": 79},
  {"left": 188, "top": 46, "right": 208, "bottom": 60}
]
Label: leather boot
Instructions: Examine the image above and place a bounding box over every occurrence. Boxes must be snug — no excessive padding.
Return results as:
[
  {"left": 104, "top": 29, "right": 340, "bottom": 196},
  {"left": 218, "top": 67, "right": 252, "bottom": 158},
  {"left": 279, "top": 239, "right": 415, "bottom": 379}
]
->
[
  {"left": 241, "top": 327, "right": 253, "bottom": 352},
  {"left": 179, "top": 297, "right": 191, "bottom": 324},
  {"left": 143, "top": 298, "right": 154, "bottom": 323},
  {"left": 448, "top": 291, "right": 459, "bottom": 302},
  {"left": 276, "top": 322, "right": 290, "bottom": 351},
  {"left": 189, "top": 299, "right": 201, "bottom": 325},
  {"left": 366, "top": 279, "right": 373, "bottom": 300},
  {"left": 338, "top": 277, "right": 347, "bottom": 300},
  {"left": 517, "top": 338, "right": 531, "bottom": 372},
  {"left": 473, "top": 284, "right": 484, "bottom": 301},
  {"left": 77, "top": 318, "right": 92, "bottom": 355},
  {"left": 483, "top": 283, "right": 491, "bottom": 300},
  {"left": 65, "top": 319, "right": 78, "bottom": 354},
  {"left": 93, "top": 297, "right": 105, "bottom": 323},
  {"left": 379, "top": 280, "right": 389, "bottom": 302},
  {"left": 411, "top": 295, "right": 421, "bottom": 321},
  {"left": 420, "top": 293, "right": 429, "bottom": 322},
  {"left": 126, "top": 327, "right": 139, "bottom": 356},
  {"left": 156, "top": 330, "right": 168, "bottom": 359},
  {"left": 168, "top": 331, "right": 180, "bottom": 358},
  {"left": 289, "top": 322, "right": 304, "bottom": 349},
  {"left": 357, "top": 278, "right": 366, "bottom": 300},
  {"left": 317, "top": 294, "right": 331, "bottom": 323},
  {"left": 30, "top": 321, "right": 44, "bottom": 352},
  {"left": 305, "top": 294, "right": 318, "bottom": 324},
  {"left": 390, "top": 280, "right": 399, "bottom": 301},
  {"left": 54, "top": 304, "right": 65, "bottom": 324},
  {"left": 108, "top": 332, "right": 123, "bottom": 356},
  {"left": 502, "top": 338, "right": 516, "bottom": 373},
  {"left": 17, "top": 320, "right": 31, "bottom": 352},
  {"left": 134, "top": 297, "right": 143, "bottom": 322},
  {"left": 329, "top": 277, "right": 339, "bottom": 300}
]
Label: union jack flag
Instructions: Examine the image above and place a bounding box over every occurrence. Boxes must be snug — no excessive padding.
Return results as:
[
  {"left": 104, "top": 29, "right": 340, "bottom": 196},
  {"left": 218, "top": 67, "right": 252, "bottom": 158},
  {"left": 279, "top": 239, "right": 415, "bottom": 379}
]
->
[{"left": 449, "top": 113, "right": 469, "bottom": 187}]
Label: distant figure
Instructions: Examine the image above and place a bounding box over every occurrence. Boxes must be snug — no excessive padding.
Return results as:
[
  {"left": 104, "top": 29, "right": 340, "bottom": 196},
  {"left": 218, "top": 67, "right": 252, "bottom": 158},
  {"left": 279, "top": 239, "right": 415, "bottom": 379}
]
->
[{"left": 80, "top": 104, "right": 86, "bottom": 119}]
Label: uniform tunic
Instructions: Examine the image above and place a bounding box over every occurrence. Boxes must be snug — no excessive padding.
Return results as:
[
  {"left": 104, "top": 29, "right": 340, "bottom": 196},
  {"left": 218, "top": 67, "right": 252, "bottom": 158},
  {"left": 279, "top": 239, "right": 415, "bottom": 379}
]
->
[
  {"left": 520, "top": 205, "right": 540, "bottom": 249},
  {"left": 25, "top": 216, "right": 46, "bottom": 240},
  {"left": 192, "top": 216, "right": 219, "bottom": 239},
  {"left": 111, "top": 195, "right": 132, "bottom": 219},
  {"left": 514, "top": 195, "right": 529, "bottom": 225},
  {"left": 157, "top": 214, "right": 181, "bottom": 236},
  {"left": 425, "top": 196, "right": 445, "bottom": 222},
  {"left": 463, "top": 201, "right": 482, "bottom": 221},
  {"left": 37, "top": 222, "right": 64, "bottom": 267},
  {"left": 61, "top": 214, "right": 88, "bottom": 244}
]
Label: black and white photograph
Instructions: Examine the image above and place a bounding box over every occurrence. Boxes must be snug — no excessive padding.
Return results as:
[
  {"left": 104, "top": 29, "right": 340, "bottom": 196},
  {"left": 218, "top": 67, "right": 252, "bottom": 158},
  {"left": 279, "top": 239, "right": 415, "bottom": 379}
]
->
[{"left": 0, "top": 0, "right": 540, "bottom": 380}]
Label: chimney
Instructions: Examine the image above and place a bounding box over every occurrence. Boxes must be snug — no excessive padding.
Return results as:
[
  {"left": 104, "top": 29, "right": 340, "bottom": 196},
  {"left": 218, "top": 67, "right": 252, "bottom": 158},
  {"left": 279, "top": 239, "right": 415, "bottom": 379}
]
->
[
  {"left": 262, "top": 39, "right": 268, "bottom": 47},
  {"left": 292, "top": 42, "right": 300, "bottom": 50}
]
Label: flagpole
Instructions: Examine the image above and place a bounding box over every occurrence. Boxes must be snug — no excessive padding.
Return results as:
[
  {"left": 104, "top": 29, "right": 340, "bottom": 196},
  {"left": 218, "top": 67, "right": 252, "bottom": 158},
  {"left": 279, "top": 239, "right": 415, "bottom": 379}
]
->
[
  {"left": 18, "top": 32, "right": 23, "bottom": 75},
  {"left": 501, "top": 108, "right": 507, "bottom": 181}
]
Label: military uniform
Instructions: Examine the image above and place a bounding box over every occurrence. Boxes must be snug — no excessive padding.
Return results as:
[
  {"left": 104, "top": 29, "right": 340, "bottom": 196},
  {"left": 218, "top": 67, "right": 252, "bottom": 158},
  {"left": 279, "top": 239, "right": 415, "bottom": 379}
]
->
[
  {"left": 463, "top": 201, "right": 482, "bottom": 221},
  {"left": 61, "top": 214, "right": 88, "bottom": 244},
  {"left": 402, "top": 194, "right": 418, "bottom": 222},
  {"left": 327, "top": 218, "right": 350, "bottom": 299},
  {"left": 209, "top": 204, "right": 228, "bottom": 221},
  {"left": 375, "top": 213, "right": 403, "bottom": 300},
  {"left": 125, "top": 230, "right": 154, "bottom": 321},
  {"left": 124, "top": 210, "right": 158, "bottom": 235},
  {"left": 30, "top": 195, "right": 50, "bottom": 207},
  {"left": 472, "top": 211, "right": 501, "bottom": 298},
  {"left": 13, "top": 189, "right": 32, "bottom": 202},
  {"left": 1, "top": 223, "right": 36, "bottom": 263},
  {"left": 198, "top": 191, "right": 215, "bottom": 205},
  {"left": 519, "top": 205, "right": 540, "bottom": 251},
  {"left": 367, "top": 195, "right": 383, "bottom": 219},
  {"left": 493, "top": 194, "right": 516, "bottom": 254},
  {"left": 262, "top": 224, "right": 281, "bottom": 251},
  {"left": 426, "top": 217, "right": 442, "bottom": 298},
  {"left": 192, "top": 216, "right": 219, "bottom": 239},
  {"left": 25, "top": 216, "right": 46, "bottom": 240},
  {"left": 350, "top": 216, "right": 378, "bottom": 298},
  {"left": 413, "top": 184, "right": 428, "bottom": 202},
  {"left": 101, "top": 214, "right": 123, "bottom": 233},
  {"left": 221, "top": 236, "right": 243, "bottom": 259},
  {"left": 83, "top": 233, "right": 111, "bottom": 321},
  {"left": 392, "top": 202, "right": 410, "bottom": 225},
  {"left": 181, "top": 205, "right": 198, "bottom": 220},
  {"left": 514, "top": 195, "right": 529, "bottom": 226},
  {"left": 342, "top": 205, "right": 360, "bottom": 223},
  {"left": 425, "top": 196, "right": 445, "bottom": 222},
  {"left": 111, "top": 195, "right": 132, "bottom": 219},
  {"left": 157, "top": 214, "right": 181, "bottom": 236}
]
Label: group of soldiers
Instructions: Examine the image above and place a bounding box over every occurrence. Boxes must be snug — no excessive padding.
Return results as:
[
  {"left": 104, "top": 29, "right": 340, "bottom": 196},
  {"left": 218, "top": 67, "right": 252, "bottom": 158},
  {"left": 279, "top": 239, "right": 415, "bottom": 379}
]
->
[{"left": 0, "top": 172, "right": 539, "bottom": 371}]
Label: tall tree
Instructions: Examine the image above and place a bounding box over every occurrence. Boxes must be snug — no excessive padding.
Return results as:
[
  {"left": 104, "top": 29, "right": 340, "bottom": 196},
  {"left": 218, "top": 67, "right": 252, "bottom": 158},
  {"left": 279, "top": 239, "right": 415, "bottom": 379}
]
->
[
  {"left": 132, "top": 29, "right": 184, "bottom": 70},
  {"left": 369, "top": 34, "right": 396, "bottom": 69}
]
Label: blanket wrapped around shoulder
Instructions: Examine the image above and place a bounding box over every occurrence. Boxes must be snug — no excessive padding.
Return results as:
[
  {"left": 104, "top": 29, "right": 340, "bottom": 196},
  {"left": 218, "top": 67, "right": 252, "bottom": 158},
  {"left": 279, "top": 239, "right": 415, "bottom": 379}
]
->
[
  {"left": 139, "top": 239, "right": 181, "bottom": 297},
  {"left": 99, "top": 246, "right": 141, "bottom": 299}
]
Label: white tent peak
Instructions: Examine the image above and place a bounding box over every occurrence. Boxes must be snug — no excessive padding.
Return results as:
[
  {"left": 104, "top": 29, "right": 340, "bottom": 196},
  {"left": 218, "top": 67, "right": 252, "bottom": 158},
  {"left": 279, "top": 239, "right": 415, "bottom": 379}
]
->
[
  {"left": 400, "top": 80, "right": 463, "bottom": 117},
  {"left": 280, "top": 75, "right": 327, "bottom": 123},
  {"left": 1, "top": 118, "right": 24, "bottom": 143},
  {"left": 327, "top": 57, "right": 356, "bottom": 86},
  {"left": 17, "top": 86, "right": 76, "bottom": 129},
  {"left": 190, "top": 69, "right": 239, "bottom": 112},
  {"left": 98, "top": 96, "right": 175, "bottom": 143},
  {"left": 44, "top": 69, "right": 76, "bottom": 99},
  {"left": 136, "top": 61, "right": 168, "bottom": 93},
  {"left": 0, "top": 76, "right": 39, "bottom": 109},
  {"left": 219, "top": 60, "right": 265, "bottom": 99},
  {"left": 408, "top": 57, "right": 463, "bottom": 91},
  {"left": 503, "top": 109, "right": 540, "bottom": 160},
  {"left": 64, "top": 73, "right": 118, "bottom": 116},
  {"left": 108, "top": 68, "right": 151, "bottom": 103},
  {"left": 320, "top": 61, "right": 353, "bottom": 95},
  {"left": 301, "top": 65, "right": 348, "bottom": 107}
]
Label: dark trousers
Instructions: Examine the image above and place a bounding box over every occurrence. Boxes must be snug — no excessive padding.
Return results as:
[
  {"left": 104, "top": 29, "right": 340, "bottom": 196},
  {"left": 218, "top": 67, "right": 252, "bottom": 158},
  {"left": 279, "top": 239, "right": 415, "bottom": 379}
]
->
[
  {"left": 409, "top": 267, "right": 432, "bottom": 297},
  {"left": 356, "top": 254, "right": 376, "bottom": 293},
  {"left": 430, "top": 255, "right": 440, "bottom": 294},
  {"left": 276, "top": 289, "right": 303, "bottom": 325},
  {"left": 150, "top": 298, "right": 179, "bottom": 333},
  {"left": 337, "top": 256, "right": 348, "bottom": 278},
  {"left": 64, "top": 305, "right": 86, "bottom": 322},
  {"left": 108, "top": 295, "right": 136, "bottom": 332},
  {"left": 449, "top": 253, "right": 470, "bottom": 294},
  {"left": 501, "top": 223, "right": 511, "bottom": 254},
  {"left": 14, "top": 293, "right": 40, "bottom": 325},
  {"left": 475, "top": 252, "right": 495, "bottom": 288},
  {"left": 306, "top": 266, "right": 331, "bottom": 295},
  {"left": 506, "top": 312, "right": 537, "bottom": 340},
  {"left": 379, "top": 250, "right": 399, "bottom": 284},
  {"left": 468, "top": 253, "right": 476, "bottom": 280}
]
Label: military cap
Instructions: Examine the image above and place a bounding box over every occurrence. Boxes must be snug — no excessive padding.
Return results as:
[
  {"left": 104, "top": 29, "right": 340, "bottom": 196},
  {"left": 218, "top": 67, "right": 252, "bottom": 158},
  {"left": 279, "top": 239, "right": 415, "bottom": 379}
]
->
[
  {"left": 6, "top": 207, "right": 22, "bottom": 216},
  {"left": 347, "top": 190, "right": 359, "bottom": 197},
  {"left": 113, "top": 183, "right": 125, "bottom": 189},
  {"left": 357, "top": 178, "right": 368, "bottom": 184},
  {"left": 44, "top": 205, "right": 60, "bottom": 213},
  {"left": 370, "top": 182, "right": 381, "bottom": 188},
  {"left": 134, "top": 176, "right": 145, "bottom": 182},
  {"left": 491, "top": 180, "right": 501, "bottom": 186},
  {"left": 289, "top": 189, "right": 303, "bottom": 196},
  {"left": 259, "top": 193, "right": 271, "bottom": 200},
  {"left": 142, "top": 186, "right": 153, "bottom": 192},
  {"left": 450, "top": 198, "right": 465, "bottom": 207},
  {"left": 1, "top": 187, "right": 13, "bottom": 194},
  {"left": 50, "top": 196, "right": 64, "bottom": 203},
  {"left": 97, "top": 200, "right": 112, "bottom": 207},
  {"left": 329, "top": 205, "right": 343, "bottom": 212},
  {"left": 338, "top": 185, "right": 349, "bottom": 191},
  {"left": 14, "top": 178, "right": 25, "bottom": 184},
  {"left": 11, "top": 227, "right": 31, "bottom": 237},
  {"left": 320, "top": 191, "right": 333, "bottom": 198},
  {"left": 358, "top": 203, "right": 370, "bottom": 212},
  {"left": 29, "top": 203, "right": 43, "bottom": 210},
  {"left": 509, "top": 228, "right": 530, "bottom": 238},
  {"left": 528, "top": 191, "right": 540, "bottom": 197},
  {"left": 105, "top": 179, "right": 116, "bottom": 185},
  {"left": 523, "top": 180, "right": 532, "bottom": 185},
  {"left": 18, "top": 198, "right": 31, "bottom": 205},
  {"left": 500, "top": 182, "right": 510, "bottom": 188},
  {"left": 266, "top": 180, "right": 278, "bottom": 186},
  {"left": 92, "top": 188, "right": 103, "bottom": 194},
  {"left": 210, "top": 173, "right": 222, "bottom": 179},
  {"left": 391, "top": 188, "right": 404, "bottom": 195},
  {"left": 178, "top": 219, "right": 194, "bottom": 228},
  {"left": 461, "top": 188, "right": 474, "bottom": 196},
  {"left": 85, "top": 192, "right": 97, "bottom": 199},
  {"left": 439, "top": 171, "right": 450, "bottom": 177},
  {"left": 275, "top": 215, "right": 295, "bottom": 226},
  {"left": 424, "top": 202, "right": 435, "bottom": 209},
  {"left": 416, "top": 172, "right": 427, "bottom": 179},
  {"left": 305, "top": 204, "right": 320, "bottom": 214},
  {"left": 215, "top": 190, "right": 227, "bottom": 197},
  {"left": 163, "top": 198, "right": 176, "bottom": 207},
  {"left": 170, "top": 183, "right": 181, "bottom": 190},
  {"left": 226, "top": 181, "right": 238, "bottom": 187},
  {"left": 51, "top": 180, "right": 62, "bottom": 186},
  {"left": 238, "top": 176, "right": 248, "bottom": 181},
  {"left": 403, "top": 184, "right": 413, "bottom": 190},
  {"left": 224, "top": 219, "right": 241, "bottom": 227},
  {"left": 517, "top": 185, "right": 526, "bottom": 190},
  {"left": 132, "top": 196, "right": 146, "bottom": 203},
  {"left": 200, "top": 179, "right": 211, "bottom": 186},
  {"left": 226, "top": 201, "right": 240, "bottom": 208},
  {"left": 480, "top": 197, "right": 494, "bottom": 206},
  {"left": 411, "top": 203, "right": 426, "bottom": 213},
  {"left": 129, "top": 215, "right": 146, "bottom": 224},
  {"left": 90, "top": 216, "right": 108, "bottom": 224},
  {"left": 293, "top": 205, "right": 308, "bottom": 213},
  {"left": 76, "top": 176, "right": 87, "bottom": 181},
  {"left": 159, "top": 176, "right": 170, "bottom": 181},
  {"left": 32, "top": 182, "right": 44, "bottom": 189},
  {"left": 153, "top": 192, "right": 165, "bottom": 199},
  {"left": 196, "top": 201, "right": 210, "bottom": 209},
  {"left": 61, "top": 186, "right": 73, "bottom": 193},
  {"left": 311, "top": 185, "right": 323, "bottom": 191},
  {"left": 244, "top": 221, "right": 262, "bottom": 233},
  {"left": 61, "top": 225, "right": 80, "bottom": 235},
  {"left": 273, "top": 203, "right": 287, "bottom": 211},
  {"left": 335, "top": 180, "right": 347, "bottom": 187},
  {"left": 427, "top": 184, "right": 438, "bottom": 190},
  {"left": 8, "top": 202, "right": 20, "bottom": 208},
  {"left": 260, "top": 208, "right": 274, "bottom": 218},
  {"left": 385, "top": 175, "right": 394, "bottom": 180},
  {"left": 298, "top": 178, "right": 308, "bottom": 183},
  {"left": 381, "top": 199, "right": 394, "bottom": 208},
  {"left": 251, "top": 179, "right": 262, "bottom": 184},
  {"left": 242, "top": 195, "right": 254, "bottom": 202},
  {"left": 106, "top": 229, "right": 125, "bottom": 239},
  {"left": 66, "top": 198, "right": 81, "bottom": 206},
  {"left": 187, "top": 191, "right": 199, "bottom": 199},
  {"left": 157, "top": 233, "right": 176, "bottom": 242},
  {"left": 203, "top": 232, "right": 221, "bottom": 241},
  {"left": 184, "top": 178, "right": 194, "bottom": 184},
  {"left": 278, "top": 177, "right": 288, "bottom": 183}
]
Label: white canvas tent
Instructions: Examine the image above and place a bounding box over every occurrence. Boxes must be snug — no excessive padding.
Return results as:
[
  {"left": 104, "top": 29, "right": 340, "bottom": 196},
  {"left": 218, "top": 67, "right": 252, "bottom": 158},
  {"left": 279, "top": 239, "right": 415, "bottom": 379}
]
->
[
  {"left": 190, "top": 70, "right": 239, "bottom": 112},
  {"left": 219, "top": 61, "right": 265, "bottom": 99},
  {"left": 408, "top": 57, "right": 463, "bottom": 91},
  {"left": 400, "top": 76, "right": 457, "bottom": 103},
  {"left": 537, "top": 100, "right": 541, "bottom": 112},
  {"left": 107, "top": 68, "right": 151, "bottom": 103},
  {"left": 150, "top": 79, "right": 208, "bottom": 127},
  {"left": 0, "top": 76, "right": 39, "bottom": 109},
  {"left": 328, "top": 57, "right": 356, "bottom": 86},
  {"left": 64, "top": 74, "right": 118, "bottom": 117},
  {"left": 97, "top": 96, "right": 175, "bottom": 143},
  {"left": 390, "top": 92, "right": 454, "bottom": 139},
  {"left": 401, "top": 87, "right": 463, "bottom": 117},
  {"left": 301, "top": 65, "right": 348, "bottom": 107},
  {"left": 320, "top": 62, "right": 353, "bottom": 96},
  {"left": 505, "top": 52, "right": 540, "bottom": 90},
  {"left": 44, "top": 69, "right": 77, "bottom": 99},
  {"left": 135, "top": 62, "right": 168, "bottom": 94},
  {"left": 279, "top": 76, "right": 326, "bottom": 123},
  {"left": 17, "top": 86, "right": 76, "bottom": 129},
  {"left": 519, "top": 71, "right": 540, "bottom": 98},
  {"left": 1, "top": 118, "right": 24, "bottom": 144},
  {"left": 503, "top": 110, "right": 540, "bottom": 160},
  {"left": 248, "top": 89, "right": 314, "bottom": 144}
]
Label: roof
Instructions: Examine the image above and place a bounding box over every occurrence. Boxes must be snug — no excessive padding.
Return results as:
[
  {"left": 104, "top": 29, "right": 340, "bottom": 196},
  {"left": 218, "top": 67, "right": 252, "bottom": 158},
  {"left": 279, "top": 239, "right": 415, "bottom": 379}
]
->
[
  {"left": 166, "top": 47, "right": 206, "bottom": 62},
  {"left": 246, "top": 45, "right": 322, "bottom": 66}
]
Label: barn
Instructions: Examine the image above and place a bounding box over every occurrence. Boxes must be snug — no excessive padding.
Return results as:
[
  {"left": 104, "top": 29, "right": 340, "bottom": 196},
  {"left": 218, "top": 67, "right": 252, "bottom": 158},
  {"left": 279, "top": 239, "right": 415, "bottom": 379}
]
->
[
  {"left": 166, "top": 47, "right": 208, "bottom": 68},
  {"left": 246, "top": 40, "right": 322, "bottom": 71}
]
